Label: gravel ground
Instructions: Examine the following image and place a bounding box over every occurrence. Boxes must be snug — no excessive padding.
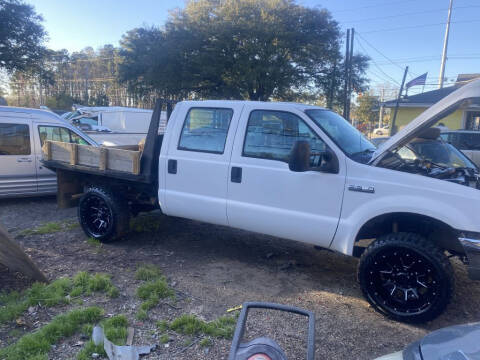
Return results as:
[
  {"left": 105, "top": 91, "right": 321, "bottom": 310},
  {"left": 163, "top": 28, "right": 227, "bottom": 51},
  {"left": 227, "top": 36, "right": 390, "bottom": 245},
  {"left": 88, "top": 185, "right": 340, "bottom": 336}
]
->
[{"left": 0, "top": 196, "right": 480, "bottom": 359}]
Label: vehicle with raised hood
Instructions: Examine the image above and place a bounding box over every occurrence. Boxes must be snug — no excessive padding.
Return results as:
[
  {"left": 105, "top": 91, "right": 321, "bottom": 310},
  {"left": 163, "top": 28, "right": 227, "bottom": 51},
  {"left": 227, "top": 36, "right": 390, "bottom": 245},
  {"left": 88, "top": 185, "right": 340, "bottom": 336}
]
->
[{"left": 42, "top": 80, "right": 480, "bottom": 323}]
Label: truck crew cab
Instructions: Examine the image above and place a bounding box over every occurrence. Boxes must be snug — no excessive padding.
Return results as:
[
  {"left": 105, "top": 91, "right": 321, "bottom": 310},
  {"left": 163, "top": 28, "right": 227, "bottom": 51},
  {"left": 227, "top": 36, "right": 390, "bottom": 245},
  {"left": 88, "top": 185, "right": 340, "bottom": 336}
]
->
[{"left": 43, "top": 80, "right": 480, "bottom": 323}]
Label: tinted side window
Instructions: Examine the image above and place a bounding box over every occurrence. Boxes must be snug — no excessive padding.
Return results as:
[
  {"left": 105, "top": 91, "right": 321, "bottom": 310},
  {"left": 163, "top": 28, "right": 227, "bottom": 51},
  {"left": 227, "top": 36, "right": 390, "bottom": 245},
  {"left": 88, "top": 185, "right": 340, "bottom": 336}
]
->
[
  {"left": 0, "top": 123, "right": 31, "bottom": 155},
  {"left": 38, "top": 126, "right": 88, "bottom": 146},
  {"left": 458, "top": 133, "right": 480, "bottom": 150},
  {"left": 178, "top": 108, "right": 233, "bottom": 153},
  {"left": 243, "top": 110, "right": 326, "bottom": 164}
]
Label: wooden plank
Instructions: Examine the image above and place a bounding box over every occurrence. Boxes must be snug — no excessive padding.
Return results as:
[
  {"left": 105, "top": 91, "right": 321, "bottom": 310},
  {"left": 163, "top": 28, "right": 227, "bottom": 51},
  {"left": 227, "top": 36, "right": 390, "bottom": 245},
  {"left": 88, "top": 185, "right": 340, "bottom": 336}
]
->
[
  {"left": 106, "top": 147, "right": 142, "bottom": 173},
  {"left": 42, "top": 141, "right": 52, "bottom": 160},
  {"left": 78, "top": 145, "right": 101, "bottom": 168},
  {"left": 132, "top": 152, "right": 141, "bottom": 175},
  {"left": 57, "top": 169, "right": 82, "bottom": 209},
  {"left": 50, "top": 141, "right": 72, "bottom": 163},
  {"left": 44, "top": 141, "right": 141, "bottom": 174},
  {"left": 99, "top": 147, "right": 108, "bottom": 171},
  {"left": 69, "top": 143, "right": 78, "bottom": 165}
]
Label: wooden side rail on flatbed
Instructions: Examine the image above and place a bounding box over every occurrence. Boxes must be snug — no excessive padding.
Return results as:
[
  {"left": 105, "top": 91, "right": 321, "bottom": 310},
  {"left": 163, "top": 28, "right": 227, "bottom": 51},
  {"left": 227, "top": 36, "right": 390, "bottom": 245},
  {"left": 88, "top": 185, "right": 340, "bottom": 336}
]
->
[{"left": 42, "top": 140, "right": 141, "bottom": 175}]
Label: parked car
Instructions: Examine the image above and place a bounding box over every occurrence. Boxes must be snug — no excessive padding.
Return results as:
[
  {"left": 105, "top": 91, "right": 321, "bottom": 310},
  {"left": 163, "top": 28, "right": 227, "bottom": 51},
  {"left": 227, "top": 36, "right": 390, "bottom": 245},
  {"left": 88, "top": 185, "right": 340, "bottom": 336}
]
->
[
  {"left": 0, "top": 106, "right": 97, "bottom": 198},
  {"left": 66, "top": 106, "right": 167, "bottom": 146},
  {"left": 43, "top": 80, "right": 480, "bottom": 323},
  {"left": 440, "top": 130, "right": 480, "bottom": 167},
  {"left": 376, "top": 322, "right": 480, "bottom": 360},
  {"left": 373, "top": 125, "right": 389, "bottom": 135}
]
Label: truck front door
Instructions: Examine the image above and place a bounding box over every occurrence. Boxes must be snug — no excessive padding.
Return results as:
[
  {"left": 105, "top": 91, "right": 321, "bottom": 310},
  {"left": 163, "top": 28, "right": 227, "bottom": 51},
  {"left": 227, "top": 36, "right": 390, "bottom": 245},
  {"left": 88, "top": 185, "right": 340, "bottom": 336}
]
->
[
  {"left": 162, "top": 103, "right": 243, "bottom": 226},
  {"left": 227, "top": 104, "right": 346, "bottom": 247}
]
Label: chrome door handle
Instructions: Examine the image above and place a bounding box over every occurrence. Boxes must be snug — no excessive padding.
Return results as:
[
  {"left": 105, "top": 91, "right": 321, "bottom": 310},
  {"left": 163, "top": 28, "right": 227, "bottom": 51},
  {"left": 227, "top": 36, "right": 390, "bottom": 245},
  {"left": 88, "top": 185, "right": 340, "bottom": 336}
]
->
[{"left": 17, "top": 158, "right": 32, "bottom": 163}]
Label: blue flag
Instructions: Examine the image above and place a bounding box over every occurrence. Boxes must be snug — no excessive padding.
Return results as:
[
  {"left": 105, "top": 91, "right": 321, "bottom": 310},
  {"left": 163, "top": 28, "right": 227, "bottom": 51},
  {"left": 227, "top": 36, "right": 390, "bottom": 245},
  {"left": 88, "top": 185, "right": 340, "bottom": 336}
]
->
[{"left": 406, "top": 72, "right": 427, "bottom": 89}]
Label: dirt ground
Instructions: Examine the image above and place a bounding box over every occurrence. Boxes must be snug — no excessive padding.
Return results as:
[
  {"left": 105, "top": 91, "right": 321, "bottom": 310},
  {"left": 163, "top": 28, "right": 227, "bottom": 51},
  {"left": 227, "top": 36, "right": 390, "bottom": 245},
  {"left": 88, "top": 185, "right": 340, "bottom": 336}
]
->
[{"left": 1, "top": 196, "right": 480, "bottom": 359}]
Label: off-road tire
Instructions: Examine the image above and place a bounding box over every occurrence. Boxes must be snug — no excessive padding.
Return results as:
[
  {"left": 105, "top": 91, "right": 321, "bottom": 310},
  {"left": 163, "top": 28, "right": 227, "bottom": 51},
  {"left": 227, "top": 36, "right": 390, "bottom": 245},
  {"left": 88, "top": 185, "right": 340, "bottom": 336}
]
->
[
  {"left": 78, "top": 186, "right": 130, "bottom": 243},
  {"left": 358, "top": 232, "right": 454, "bottom": 323}
]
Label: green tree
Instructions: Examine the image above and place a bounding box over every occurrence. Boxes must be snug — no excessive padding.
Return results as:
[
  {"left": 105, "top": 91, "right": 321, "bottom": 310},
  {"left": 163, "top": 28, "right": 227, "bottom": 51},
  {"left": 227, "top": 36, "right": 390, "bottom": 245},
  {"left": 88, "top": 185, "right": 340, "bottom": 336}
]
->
[
  {"left": 352, "top": 93, "right": 379, "bottom": 126},
  {"left": 0, "top": 0, "right": 48, "bottom": 73},
  {"left": 119, "top": 0, "right": 369, "bottom": 102}
]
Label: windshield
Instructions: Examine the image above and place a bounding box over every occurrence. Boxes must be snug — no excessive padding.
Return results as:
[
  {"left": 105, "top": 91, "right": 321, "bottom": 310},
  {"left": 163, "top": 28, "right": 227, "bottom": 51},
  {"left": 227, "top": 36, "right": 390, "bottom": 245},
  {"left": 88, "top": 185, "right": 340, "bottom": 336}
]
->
[
  {"left": 404, "top": 140, "right": 477, "bottom": 169},
  {"left": 305, "top": 109, "right": 375, "bottom": 161}
]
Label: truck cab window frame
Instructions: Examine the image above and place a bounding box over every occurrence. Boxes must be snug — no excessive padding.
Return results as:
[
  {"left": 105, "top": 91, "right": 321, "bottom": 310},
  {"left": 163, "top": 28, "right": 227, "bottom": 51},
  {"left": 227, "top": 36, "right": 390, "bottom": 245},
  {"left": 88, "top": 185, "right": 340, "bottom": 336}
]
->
[
  {"left": 242, "top": 109, "right": 328, "bottom": 165},
  {"left": 177, "top": 107, "right": 234, "bottom": 154},
  {"left": 0, "top": 123, "right": 31, "bottom": 156}
]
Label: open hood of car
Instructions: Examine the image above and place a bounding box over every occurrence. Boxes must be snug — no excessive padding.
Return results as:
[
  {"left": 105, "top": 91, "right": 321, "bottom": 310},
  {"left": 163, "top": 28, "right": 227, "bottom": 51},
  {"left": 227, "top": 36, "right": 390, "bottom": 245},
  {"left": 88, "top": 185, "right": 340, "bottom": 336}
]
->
[{"left": 370, "top": 79, "right": 480, "bottom": 165}]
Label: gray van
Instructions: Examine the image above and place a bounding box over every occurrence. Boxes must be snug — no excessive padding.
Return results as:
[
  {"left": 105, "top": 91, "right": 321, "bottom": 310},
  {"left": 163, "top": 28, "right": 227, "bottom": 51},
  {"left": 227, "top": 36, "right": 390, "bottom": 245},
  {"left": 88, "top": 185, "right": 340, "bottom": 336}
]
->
[
  {"left": 0, "top": 106, "right": 97, "bottom": 198},
  {"left": 440, "top": 130, "right": 480, "bottom": 167}
]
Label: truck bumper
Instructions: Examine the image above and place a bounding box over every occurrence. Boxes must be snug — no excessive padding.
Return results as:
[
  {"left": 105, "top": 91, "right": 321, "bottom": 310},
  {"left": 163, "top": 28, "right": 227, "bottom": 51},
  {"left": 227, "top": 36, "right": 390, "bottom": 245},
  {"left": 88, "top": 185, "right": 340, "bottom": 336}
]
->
[{"left": 459, "top": 235, "right": 480, "bottom": 280}]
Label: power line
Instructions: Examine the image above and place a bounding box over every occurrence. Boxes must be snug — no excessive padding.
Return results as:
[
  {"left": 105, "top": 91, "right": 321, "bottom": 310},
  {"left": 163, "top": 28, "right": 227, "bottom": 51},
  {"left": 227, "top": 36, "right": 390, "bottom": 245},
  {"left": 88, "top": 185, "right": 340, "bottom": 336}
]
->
[
  {"left": 334, "top": 0, "right": 419, "bottom": 13},
  {"left": 355, "top": 37, "right": 402, "bottom": 86},
  {"left": 341, "top": 5, "right": 480, "bottom": 24},
  {"left": 362, "top": 19, "right": 480, "bottom": 34},
  {"left": 356, "top": 32, "right": 420, "bottom": 80}
]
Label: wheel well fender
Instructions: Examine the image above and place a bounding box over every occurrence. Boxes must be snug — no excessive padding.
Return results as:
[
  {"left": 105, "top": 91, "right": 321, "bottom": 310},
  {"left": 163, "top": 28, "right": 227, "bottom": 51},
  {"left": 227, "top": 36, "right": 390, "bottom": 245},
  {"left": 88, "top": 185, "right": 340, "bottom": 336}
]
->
[{"left": 355, "top": 212, "right": 464, "bottom": 254}]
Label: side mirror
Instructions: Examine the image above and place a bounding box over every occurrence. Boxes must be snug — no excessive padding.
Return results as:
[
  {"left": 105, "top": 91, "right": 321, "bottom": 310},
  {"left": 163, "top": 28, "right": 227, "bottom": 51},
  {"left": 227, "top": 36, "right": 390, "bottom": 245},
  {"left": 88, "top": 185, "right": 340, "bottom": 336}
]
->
[
  {"left": 289, "top": 141, "right": 311, "bottom": 172},
  {"left": 289, "top": 141, "right": 339, "bottom": 174}
]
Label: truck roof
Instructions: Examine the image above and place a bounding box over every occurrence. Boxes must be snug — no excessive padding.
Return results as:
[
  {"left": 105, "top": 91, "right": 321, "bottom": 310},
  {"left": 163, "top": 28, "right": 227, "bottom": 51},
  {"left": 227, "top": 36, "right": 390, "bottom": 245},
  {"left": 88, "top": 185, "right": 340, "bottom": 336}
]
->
[
  {"left": 0, "top": 106, "right": 67, "bottom": 123},
  {"left": 177, "top": 100, "right": 325, "bottom": 111}
]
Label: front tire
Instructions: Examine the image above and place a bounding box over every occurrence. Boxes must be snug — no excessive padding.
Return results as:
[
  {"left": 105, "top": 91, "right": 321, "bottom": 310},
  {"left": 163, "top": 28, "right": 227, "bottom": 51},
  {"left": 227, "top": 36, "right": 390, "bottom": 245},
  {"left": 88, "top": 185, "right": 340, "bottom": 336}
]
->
[
  {"left": 358, "top": 232, "right": 454, "bottom": 323},
  {"left": 78, "top": 186, "right": 130, "bottom": 242}
]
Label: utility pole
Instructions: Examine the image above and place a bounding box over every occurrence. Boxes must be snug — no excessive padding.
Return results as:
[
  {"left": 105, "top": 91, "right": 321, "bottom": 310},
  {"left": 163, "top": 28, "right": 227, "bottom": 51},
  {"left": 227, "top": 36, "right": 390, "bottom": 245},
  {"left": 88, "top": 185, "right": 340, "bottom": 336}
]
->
[
  {"left": 438, "top": 0, "right": 453, "bottom": 89},
  {"left": 343, "top": 29, "right": 350, "bottom": 119},
  {"left": 327, "top": 58, "right": 337, "bottom": 109},
  {"left": 346, "top": 28, "right": 354, "bottom": 122},
  {"left": 391, "top": 66, "right": 409, "bottom": 136},
  {"left": 379, "top": 87, "right": 385, "bottom": 128}
]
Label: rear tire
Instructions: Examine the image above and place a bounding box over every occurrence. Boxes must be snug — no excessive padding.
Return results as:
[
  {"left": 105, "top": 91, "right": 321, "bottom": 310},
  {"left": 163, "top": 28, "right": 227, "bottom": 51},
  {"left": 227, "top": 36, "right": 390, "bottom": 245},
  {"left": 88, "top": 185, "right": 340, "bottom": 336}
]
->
[
  {"left": 78, "top": 186, "right": 130, "bottom": 243},
  {"left": 358, "top": 232, "right": 454, "bottom": 323}
]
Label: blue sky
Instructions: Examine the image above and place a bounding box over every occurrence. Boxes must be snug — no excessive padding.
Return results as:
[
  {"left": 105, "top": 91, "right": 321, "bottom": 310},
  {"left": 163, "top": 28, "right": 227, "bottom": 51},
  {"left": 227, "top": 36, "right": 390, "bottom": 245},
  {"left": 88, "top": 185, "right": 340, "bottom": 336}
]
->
[{"left": 28, "top": 0, "right": 480, "bottom": 96}]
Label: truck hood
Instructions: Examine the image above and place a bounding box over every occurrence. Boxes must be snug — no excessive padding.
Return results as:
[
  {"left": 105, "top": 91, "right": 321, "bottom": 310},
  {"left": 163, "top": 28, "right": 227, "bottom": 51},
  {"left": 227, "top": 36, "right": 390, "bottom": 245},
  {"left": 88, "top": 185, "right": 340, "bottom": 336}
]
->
[
  {"left": 402, "top": 322, "right": 480, "bottom": 360},
  {"left": 370, "top": 79, "right": 480, "bottom": 165}
]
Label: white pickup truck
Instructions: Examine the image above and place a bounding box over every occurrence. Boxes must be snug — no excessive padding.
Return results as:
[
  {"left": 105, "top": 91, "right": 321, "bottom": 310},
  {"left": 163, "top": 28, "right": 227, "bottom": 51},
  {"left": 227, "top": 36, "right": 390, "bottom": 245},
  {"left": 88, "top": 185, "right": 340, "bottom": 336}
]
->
[{"left": 43, "top": 80, "right": 480, "bottom": 323}]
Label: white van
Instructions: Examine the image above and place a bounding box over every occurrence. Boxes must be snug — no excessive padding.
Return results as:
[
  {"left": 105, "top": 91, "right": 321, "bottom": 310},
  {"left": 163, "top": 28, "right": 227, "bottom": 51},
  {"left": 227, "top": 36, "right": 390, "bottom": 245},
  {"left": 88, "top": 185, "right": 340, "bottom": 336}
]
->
[
  {"left": 0, "top": 106, "right": 97, "bottom": 198},
  {"left": 66, "top": 106, "right": 167, "bottom": 146}
]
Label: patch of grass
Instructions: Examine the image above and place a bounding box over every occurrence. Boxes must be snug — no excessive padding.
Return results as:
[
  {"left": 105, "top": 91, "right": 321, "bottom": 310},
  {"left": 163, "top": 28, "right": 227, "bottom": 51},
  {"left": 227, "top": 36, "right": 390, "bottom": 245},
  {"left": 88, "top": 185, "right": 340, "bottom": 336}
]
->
[
  {"left": 135, "top": 264, "right": 162, "bottom": 281},
  {"left": 135, "top": 265, "right": 174, "bottom": 319},
  {"left": 21, "top": 222, "right": 62, "bottom": 235},
  {"left": 21, "top": 220, "right": 79, "bottom": 236},
  {"left": 159, "top": 334, "right": 169, "bottom": 344},
  {"left": 136, "top": 309, "right": 148, "bottom": 321},
  {"left": 86, "top": 237, "right": 102, "bottom": 248},
  {"left": 130, "top": 216, "right": 161, "bottom": 233},
  {"left": 103, "top": 315, "right": 128, "bottom": 346},
  {"left": 76, "top": 315, "right": 128, "bottom": 360},
  {"left": 0, "top": 307, "right": 103, "bottom": 360},
  {"left": 7, "top": 329, "right": 23, "bottom": 338},
  {"left": 156, "top": 320, "right": 169, "bottom": 333},
  {"left": 168, "top": 314, "right": 237, "bottom": 339},
  {"left": 76, "top": 340, "right": 104, "bottom": 360},
  {"left": 71, "top": 272, "right": 119, "bottom": 298},
  {"left": 199, "top": 337, "right": 212, "bottom": 348},
  {"left": 0, "top": 272, "right": 118, "bottom": 324}
]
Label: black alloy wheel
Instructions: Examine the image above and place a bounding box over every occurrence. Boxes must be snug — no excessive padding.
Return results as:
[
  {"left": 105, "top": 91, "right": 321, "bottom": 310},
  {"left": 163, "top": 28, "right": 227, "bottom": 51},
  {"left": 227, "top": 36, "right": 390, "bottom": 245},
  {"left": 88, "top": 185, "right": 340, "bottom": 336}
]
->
[
  {"left": 359, "top": 232, "right": 454, "bottom": 322},
  {"left": 78, "top": 186, "right": 130, "bottom": 242}
]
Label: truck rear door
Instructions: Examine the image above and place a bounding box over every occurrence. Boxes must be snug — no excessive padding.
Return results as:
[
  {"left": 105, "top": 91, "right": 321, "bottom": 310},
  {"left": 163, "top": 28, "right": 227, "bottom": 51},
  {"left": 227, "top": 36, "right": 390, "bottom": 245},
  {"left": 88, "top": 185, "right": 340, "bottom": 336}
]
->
[{"left": 161, "top": 102, "right": 244, "bottom": 226}]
